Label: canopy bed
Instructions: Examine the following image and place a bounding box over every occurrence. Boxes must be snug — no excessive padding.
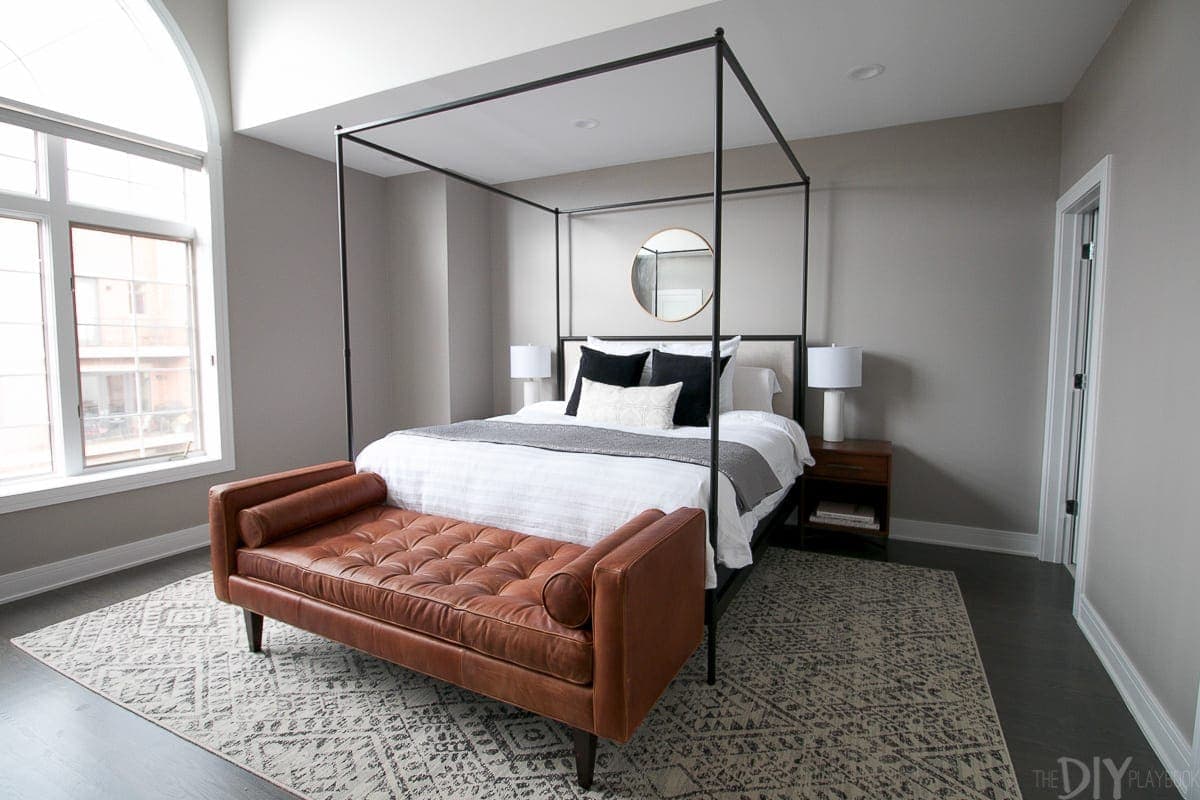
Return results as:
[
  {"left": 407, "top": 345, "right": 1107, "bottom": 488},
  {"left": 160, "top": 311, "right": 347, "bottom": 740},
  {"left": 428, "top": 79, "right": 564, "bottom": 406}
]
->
[{"left": 332, "top": 28, "right": 812, "bottom": 687}]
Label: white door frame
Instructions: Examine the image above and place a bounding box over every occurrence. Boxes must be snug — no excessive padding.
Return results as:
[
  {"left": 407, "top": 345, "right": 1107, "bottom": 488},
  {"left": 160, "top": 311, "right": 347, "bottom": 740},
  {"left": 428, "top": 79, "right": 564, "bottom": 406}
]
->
[{"left": 1036, "top": 156, "right": 1111, "bottom": 603}]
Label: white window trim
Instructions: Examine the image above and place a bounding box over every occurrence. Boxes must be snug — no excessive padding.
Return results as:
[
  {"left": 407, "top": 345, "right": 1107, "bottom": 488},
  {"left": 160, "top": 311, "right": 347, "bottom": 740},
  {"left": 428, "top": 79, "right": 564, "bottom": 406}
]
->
[
  {"left": 0, "top": 0, "right": 234, "bottom": 514},
  {"left": 0, "top": 96, "right": 203, "bottom": 170},
  {"left": 0, "top": 454, "right": 232, "bottom": 513}
]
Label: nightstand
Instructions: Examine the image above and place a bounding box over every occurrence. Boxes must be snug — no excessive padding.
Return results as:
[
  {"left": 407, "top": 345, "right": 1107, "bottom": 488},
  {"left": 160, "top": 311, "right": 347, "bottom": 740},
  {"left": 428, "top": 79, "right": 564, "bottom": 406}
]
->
[{"left": 801, "top": 436, "right": 893, "bottom": 540}]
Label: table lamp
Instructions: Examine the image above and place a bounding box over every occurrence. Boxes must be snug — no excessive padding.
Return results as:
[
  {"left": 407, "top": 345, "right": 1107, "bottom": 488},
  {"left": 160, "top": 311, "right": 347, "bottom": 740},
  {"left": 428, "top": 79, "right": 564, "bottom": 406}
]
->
[
  {"left": 510, "top": 344, "right": 551, "bottom": 409},
  {"left": 807, "top": 344, "right": 862, "bottom": 442}
]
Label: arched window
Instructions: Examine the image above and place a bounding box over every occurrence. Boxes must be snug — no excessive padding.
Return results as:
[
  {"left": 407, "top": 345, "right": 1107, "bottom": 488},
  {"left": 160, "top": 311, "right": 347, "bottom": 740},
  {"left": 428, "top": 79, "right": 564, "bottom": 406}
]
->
[{"left": 0, "top": 0, "right": 232, "bottom": 510}]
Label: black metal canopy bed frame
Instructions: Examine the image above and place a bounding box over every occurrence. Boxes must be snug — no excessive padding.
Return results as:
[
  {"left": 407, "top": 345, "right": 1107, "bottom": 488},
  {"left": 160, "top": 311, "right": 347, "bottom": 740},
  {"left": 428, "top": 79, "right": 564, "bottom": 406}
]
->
[{"left": 333, "top": 28, "right": 811, "bottom": 685}]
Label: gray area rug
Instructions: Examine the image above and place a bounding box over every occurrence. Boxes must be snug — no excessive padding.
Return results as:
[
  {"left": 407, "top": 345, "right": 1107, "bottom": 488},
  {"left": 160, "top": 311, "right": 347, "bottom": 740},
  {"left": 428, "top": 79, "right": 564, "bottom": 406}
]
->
[{"left": 11, "top": 549, "right": 1021, "bottom": 799}]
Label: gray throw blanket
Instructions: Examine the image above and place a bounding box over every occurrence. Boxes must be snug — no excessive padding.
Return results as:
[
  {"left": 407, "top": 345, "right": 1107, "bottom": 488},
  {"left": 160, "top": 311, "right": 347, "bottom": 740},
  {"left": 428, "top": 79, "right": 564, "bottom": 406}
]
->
[{"left": 403, "top": 420, "right": 781, "bottom": 513}]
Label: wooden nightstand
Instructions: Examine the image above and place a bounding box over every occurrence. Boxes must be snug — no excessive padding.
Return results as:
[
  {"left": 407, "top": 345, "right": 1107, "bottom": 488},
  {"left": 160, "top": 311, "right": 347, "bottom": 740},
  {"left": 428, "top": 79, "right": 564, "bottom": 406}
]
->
[{"left": 802, "top": 436, "right": 893, "bottom": 540}]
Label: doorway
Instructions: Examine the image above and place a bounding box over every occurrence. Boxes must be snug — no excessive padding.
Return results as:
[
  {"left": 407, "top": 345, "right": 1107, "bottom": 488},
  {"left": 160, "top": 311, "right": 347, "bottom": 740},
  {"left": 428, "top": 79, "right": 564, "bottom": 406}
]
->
[
  {"left": 1037, "top": 157, "right": 1111, "bottom": 590},
  {"left": 1062, "top": 206, "right": 1098, "bottom": 571}
]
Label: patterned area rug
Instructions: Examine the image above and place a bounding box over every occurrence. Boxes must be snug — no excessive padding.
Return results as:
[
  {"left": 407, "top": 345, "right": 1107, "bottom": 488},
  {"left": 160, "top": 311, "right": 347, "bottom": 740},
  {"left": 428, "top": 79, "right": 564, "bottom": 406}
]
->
[{"left": 11, "top": 549, "right": 1021, "bottom": 799}]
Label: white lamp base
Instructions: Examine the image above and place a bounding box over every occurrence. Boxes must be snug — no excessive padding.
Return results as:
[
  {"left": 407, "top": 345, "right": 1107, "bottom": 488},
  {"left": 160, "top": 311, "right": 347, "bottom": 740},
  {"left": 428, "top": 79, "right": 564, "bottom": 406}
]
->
[
  {"left": 522, "top": 379, "right": 541, "bottom": 410},
  {"left": 822, "top": 389, "right": 845, "bottom": 442}
]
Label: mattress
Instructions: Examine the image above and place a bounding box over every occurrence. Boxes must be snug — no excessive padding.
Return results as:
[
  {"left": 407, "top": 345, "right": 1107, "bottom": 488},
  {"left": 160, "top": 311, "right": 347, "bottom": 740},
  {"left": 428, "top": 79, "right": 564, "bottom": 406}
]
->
[{"left": 355, "top": 401, "right": 815, "bottom": 588}]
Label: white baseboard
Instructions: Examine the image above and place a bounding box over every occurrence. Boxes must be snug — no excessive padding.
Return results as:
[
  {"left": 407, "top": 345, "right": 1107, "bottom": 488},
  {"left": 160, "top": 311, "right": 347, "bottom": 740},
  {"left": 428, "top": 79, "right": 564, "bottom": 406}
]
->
[
  {"left": 0, "top": 524, "right": 209, "bottom": 605},
  {"left": 1077, "top": 596, "right": 1194, "bottom": 797},
  {"left": 1193, "top": 692, "right": 1200, "bottom": 800},
  {"left": 889, "top": 517, "right": 1038, "bottom": 557}
]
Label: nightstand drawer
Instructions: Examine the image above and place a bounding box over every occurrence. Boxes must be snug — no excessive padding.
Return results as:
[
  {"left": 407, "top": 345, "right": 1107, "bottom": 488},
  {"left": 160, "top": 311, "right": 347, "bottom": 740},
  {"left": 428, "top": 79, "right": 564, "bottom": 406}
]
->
[{"left": 808, "top": 453, "right": 889, "bottom": 483}]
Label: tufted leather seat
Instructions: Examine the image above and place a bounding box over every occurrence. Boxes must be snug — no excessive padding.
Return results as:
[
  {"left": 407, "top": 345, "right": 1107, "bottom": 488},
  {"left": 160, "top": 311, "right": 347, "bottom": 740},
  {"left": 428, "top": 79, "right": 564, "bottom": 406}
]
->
[
  {"left": 210, "top": 461, "right": 706, "bottom": 789},
  {"left": 236, "top": 506, "right": 594, "bottom": 683}
]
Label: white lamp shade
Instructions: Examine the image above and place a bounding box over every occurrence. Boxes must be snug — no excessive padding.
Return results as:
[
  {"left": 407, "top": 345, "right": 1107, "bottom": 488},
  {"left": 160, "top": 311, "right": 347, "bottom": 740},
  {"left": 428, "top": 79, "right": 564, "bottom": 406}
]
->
[
  {"left": 510, "top": 345, "right": 551, "bottom": 379},
  {"left": 807, "top": 345, "right": 862, "bottom": 389}
]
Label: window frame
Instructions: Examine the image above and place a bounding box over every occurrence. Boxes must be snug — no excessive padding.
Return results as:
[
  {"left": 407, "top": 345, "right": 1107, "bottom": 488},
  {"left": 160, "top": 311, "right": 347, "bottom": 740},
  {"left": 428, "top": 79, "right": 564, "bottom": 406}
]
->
[
  {"left": 0, "top": 207, "right": 55, "bottom": 480},
  {"left": 68, "top": 222, "right": 204, "bottom": 472},
  {"left": 0, "top": 101, "right": 233, "bottom": 514}
]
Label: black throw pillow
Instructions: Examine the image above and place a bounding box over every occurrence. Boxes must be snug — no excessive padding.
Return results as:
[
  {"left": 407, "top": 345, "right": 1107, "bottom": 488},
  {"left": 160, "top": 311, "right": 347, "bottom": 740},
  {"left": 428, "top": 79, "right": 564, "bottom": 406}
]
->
[
  {"left": 648, "top": 350, "right": 731, "bottom": 427},
  {"left": 565, "top": 346, "right": 651, "bottom": 416}
]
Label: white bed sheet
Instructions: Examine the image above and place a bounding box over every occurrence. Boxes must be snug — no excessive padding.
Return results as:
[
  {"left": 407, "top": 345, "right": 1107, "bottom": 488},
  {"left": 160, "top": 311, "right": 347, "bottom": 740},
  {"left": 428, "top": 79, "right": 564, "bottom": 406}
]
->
[{"left": 355, "top": 401, "right": 814, "bottom": 587}]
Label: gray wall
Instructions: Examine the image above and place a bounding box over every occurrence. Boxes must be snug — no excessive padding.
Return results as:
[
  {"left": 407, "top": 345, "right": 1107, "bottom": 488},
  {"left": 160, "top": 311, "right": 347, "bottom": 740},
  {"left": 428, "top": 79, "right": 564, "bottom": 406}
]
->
[
  {"left": 446, "top": 180, "right": 495, "bottom": 422},
  {"left": 388, "top": 172, "right": 450, "bottom": 427},
  {"left": 0, "top": 0, "right": 393, "bottom": 574},
  {"left": 492, "top": 105, "right": 1061, "bottom": 536},
  {"left": 1060, "top": 0, "right": 1200, "bottom": 737},
  {"left": 385, "top": 172, "right": 494, "bottom": 428}
]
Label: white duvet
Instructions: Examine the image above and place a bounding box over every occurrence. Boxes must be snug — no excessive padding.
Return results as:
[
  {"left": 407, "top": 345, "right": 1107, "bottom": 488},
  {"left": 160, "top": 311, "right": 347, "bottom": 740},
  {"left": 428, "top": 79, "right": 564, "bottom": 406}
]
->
[{"left": 355, "top": 401, "right": 814, "bottom": 587}]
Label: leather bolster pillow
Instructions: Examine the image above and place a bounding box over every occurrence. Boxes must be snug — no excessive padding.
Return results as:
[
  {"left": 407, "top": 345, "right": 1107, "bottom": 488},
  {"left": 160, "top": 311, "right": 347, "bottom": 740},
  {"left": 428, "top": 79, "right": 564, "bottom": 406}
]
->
[
  {"left": 238, "top": 472, "right": 387, "bottom": 548},
  {"left": 542, "top": 508, "right": 666, "bottom": 627}
]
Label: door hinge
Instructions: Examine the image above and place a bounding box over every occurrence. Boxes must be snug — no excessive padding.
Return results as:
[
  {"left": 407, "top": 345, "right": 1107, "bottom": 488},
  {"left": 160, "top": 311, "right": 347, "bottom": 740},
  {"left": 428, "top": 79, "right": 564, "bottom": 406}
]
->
[
  {"left": 1073, "top": 373, "right": 1086, "bottom": 390},
  {"left": 1065, "top": 499, "right": 1078, "bottom": 516},
  {"left": 1081, "top": 242, "right": 1095, "bottom": 260}
]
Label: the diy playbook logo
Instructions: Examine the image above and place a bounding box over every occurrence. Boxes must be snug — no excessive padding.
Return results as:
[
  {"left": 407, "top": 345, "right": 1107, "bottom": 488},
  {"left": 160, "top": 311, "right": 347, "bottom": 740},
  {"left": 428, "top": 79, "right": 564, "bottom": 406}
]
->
[{"left": 1035, "top": 756, "right": 1186, "bottom": 799}]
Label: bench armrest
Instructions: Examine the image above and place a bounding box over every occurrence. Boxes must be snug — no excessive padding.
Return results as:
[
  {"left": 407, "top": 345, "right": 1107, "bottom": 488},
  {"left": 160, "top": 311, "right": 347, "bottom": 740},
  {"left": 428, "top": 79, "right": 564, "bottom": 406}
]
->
[
  {"left": 208, "top": 461, "right": 355, "bottom": 601},
  {"left": 591, "top": 507, "right": 705, "bottom": 742}
]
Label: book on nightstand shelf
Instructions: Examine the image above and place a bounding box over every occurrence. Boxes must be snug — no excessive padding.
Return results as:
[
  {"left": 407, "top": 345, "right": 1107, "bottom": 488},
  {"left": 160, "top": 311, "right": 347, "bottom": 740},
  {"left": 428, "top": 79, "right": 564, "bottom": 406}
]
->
[{"left": 809, "top": 501, "right": 880, "bottom": 530}]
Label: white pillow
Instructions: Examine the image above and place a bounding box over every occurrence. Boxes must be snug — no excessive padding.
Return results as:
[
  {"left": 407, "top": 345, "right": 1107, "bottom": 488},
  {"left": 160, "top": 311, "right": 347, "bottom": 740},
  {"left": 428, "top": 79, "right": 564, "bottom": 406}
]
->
[
  {"left": 732, "top": 366, "right": 782, "bottom": 413},
  {"left": 585, "top": 336, "right": 659, "bottom": 356},
  {"left": 585, "top": 336, "right": 658, "bottom": 385},
  {"left": 659, "top": 335, "right": 740, "bottom": 413},
  {"left": 576, "top": 378, "right": 681, "bottom": 430}
]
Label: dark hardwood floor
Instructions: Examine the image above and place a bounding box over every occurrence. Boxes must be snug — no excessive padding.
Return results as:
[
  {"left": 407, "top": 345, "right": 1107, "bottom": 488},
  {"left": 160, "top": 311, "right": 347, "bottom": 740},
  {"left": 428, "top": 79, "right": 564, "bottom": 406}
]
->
[
  {"left": 793, "top": 529, "right": 1179, "bottom": 800},
  {"left": 0, "top": 537, "right": 1180, "bottom": 799}
]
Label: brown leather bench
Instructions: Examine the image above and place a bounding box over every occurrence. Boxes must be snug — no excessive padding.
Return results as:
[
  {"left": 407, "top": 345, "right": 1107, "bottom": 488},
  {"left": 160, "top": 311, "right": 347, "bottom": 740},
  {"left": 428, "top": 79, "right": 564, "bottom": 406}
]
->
[{"left": 209, "top": 461, "right": 704, "bottom": 788}]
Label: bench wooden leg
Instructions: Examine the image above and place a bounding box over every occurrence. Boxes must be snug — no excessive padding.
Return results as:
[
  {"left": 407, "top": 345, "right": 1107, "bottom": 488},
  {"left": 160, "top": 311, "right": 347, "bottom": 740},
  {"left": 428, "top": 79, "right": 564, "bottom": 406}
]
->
[
  {"left": 707, "top": 618, "right": 717, "bottom": 685},
  {"left": 243, "top": 610, "right": 263, "bottom": 653},
  {"left": 571, "top": 728, "right": 596, "bottom": 789}
]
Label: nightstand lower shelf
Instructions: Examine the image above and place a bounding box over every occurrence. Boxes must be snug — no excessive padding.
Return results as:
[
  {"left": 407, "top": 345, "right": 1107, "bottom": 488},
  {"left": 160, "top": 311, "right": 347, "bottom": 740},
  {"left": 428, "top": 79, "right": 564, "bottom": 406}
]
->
[
  {"left": 803, "top": 519, "right": 888, "bottom": 537},
  {"left": 802, "top": 436, "right": 893, "bottom": 541}
]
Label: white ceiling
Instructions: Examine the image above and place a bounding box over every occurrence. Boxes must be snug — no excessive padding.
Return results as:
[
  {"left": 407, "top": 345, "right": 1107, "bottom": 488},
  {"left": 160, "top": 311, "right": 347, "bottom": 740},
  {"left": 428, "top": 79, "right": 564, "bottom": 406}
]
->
[
  {"left": 227, "top": 0, "right": 718, "bottom": 131},
  {"left": 236, "top": 0, "right": 1130, "bottom": 183}
]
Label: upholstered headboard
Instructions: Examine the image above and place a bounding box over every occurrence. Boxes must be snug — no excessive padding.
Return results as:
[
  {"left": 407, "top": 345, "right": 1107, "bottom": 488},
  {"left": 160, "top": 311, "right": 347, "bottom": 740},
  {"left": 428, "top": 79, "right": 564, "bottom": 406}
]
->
[{"left": 558, "top": 335, "right": 805, "bottom": 424}]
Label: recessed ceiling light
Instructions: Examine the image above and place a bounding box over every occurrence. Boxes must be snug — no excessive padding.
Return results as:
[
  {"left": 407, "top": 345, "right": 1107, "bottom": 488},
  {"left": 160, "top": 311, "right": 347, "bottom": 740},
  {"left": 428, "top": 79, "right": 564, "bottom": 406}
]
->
[
  {"left": 847, "top": 63, "right": 885, "bottom": 81},
  {"left": 573, "top": 118, "right": 599, "bottom": 129}
]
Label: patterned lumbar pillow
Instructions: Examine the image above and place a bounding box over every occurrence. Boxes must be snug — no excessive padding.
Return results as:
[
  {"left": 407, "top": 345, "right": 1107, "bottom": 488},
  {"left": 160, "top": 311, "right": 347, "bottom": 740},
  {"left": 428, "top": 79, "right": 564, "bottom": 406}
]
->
[{"left": 575, "top": 378, "right": 682, "bottom": 430}]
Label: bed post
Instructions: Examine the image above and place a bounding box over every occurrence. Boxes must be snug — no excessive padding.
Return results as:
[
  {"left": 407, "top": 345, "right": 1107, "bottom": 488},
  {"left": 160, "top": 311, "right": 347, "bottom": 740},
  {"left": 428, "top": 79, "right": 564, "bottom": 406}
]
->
[
  {"left": 554, "top": 209, "right": 563, "bottom": 399},
  {"left": 706, "top": 29, "right": 725, "bottom": 687},
  {"left": 801, "top": 181, "right": 810, "bottom": 424},
  {"left": 335, "top": 127, "right": 354, "bottom": 461}
]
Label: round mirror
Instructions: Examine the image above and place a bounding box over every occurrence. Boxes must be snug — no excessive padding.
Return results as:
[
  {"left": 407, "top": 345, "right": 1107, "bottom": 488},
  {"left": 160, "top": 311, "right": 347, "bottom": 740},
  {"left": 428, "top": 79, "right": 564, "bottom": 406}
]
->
[{"left": 630, "top": 228, "right": 713, "bottom": 322}]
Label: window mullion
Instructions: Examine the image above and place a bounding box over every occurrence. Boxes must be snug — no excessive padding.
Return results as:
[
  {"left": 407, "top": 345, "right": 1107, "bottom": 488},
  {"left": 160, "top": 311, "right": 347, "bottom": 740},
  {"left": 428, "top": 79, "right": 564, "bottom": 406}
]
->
[
  {"left": 43, "top": 135, "right": 85, "bottom": 476},
  {"left": 64, "top": 205, "right": 195, "bottom": 240}
]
